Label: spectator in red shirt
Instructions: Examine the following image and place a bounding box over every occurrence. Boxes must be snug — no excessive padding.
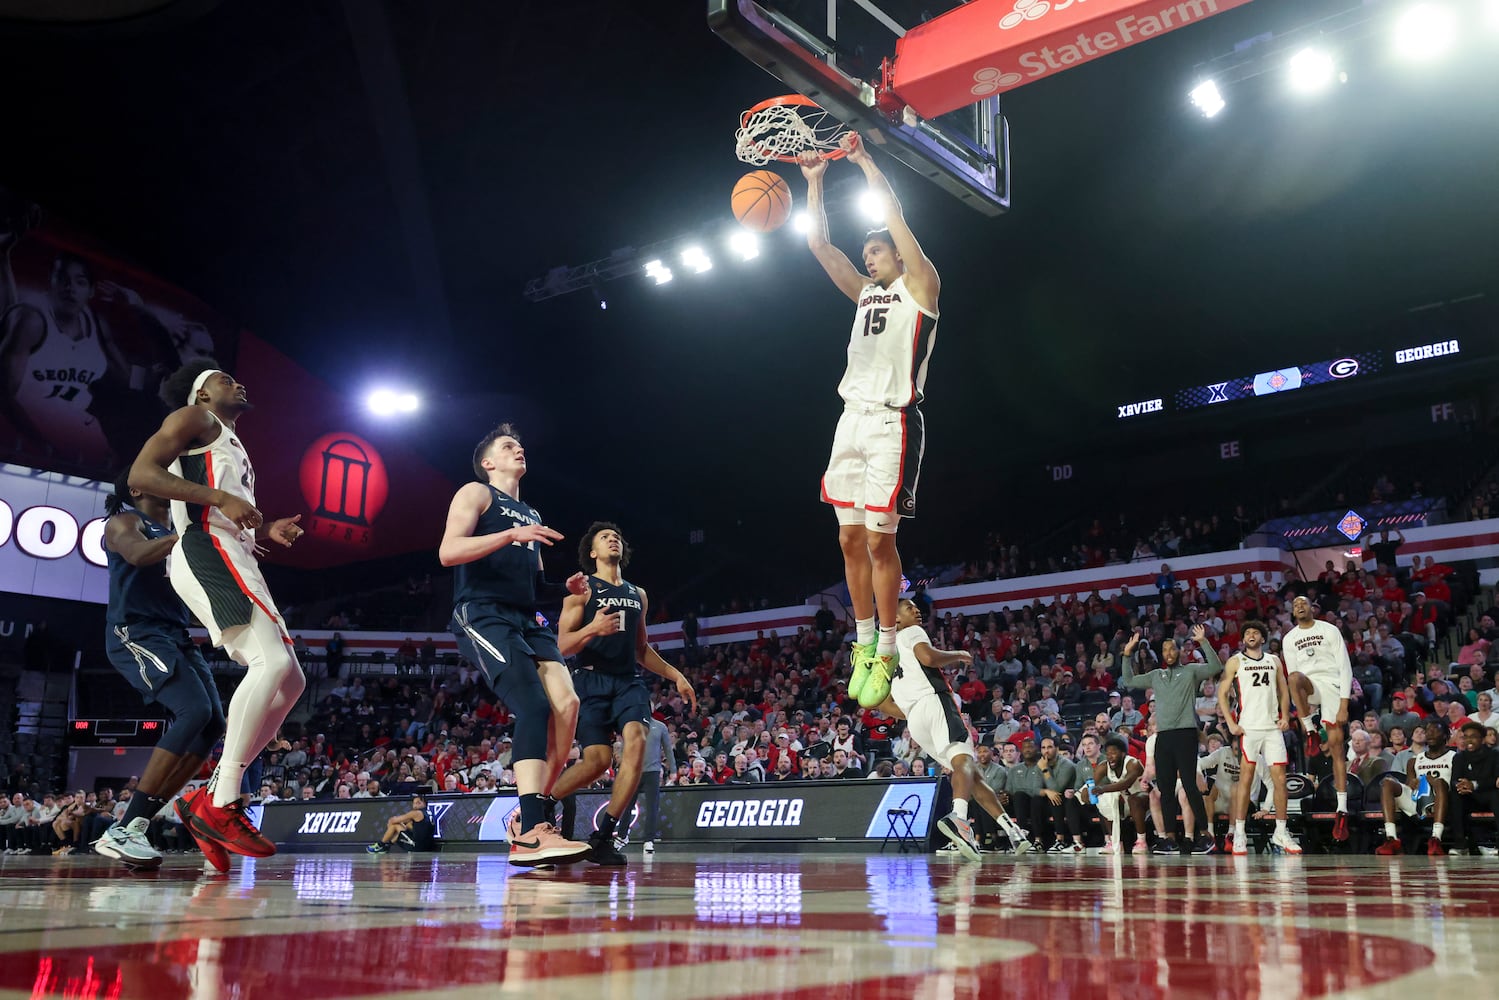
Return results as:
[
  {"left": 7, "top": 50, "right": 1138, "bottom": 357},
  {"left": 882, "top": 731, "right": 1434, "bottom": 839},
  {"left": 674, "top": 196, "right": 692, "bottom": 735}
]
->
[
  {"left": 1409, "top": 593, "right": 1441, "bottom": 644},
  {"left": 958, "top": 673, "right": 988, "bottom": 706}
]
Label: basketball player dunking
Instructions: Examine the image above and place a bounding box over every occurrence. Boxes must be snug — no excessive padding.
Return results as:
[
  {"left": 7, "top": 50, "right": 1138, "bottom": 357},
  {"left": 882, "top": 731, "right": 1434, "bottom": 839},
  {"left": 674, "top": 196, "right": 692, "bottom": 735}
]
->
[
  {"left": 93, "top": 473, "right": 229, "bottom": 872},
  {"left": 129, "top": 359, "right": 306, "bottom": 865},
  {"left": 546, "top": 522, "right": 698, "bottom": 865},
  {"left": 1284, "top": 595, "right": 1354, "bottom": 841},
  {"left": 1217, "top": 620, "right": 1302, "bottom": 855},
  {"left": 440, "top": 424, "right": 591, "bottom": 867},
  {"left": 799, "top": 131, "right": 939, "bottom": 712}
]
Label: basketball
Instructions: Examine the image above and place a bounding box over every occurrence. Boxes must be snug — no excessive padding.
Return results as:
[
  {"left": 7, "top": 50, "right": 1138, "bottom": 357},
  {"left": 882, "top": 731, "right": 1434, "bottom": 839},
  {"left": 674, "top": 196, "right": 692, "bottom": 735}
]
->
[{"left": 732, "top": 170, "right": 792, "bottom": 232}]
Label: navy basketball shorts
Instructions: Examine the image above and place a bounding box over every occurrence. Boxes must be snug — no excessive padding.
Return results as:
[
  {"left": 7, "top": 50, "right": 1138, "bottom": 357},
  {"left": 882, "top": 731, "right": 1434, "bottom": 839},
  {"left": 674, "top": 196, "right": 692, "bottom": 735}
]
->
[
  {"left": 451, "top": 600, "right": 564, "bottom": 687},
  {"left": 105, "top": 622, "right": 215, "bottom": 705},
  {"left": 573, "top": 667, "right": 652, "bottom": 749}
]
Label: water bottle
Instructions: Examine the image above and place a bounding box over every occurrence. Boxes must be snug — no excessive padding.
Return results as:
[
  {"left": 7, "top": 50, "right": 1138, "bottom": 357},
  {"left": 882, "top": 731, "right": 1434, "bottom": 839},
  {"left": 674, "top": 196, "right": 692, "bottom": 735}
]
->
[
  {"left": 1417, "top": 774, "right": 1430, "bottom": 798},
  {"left": 1086, "top": 778, "right": 1097, "bottom": 804}
]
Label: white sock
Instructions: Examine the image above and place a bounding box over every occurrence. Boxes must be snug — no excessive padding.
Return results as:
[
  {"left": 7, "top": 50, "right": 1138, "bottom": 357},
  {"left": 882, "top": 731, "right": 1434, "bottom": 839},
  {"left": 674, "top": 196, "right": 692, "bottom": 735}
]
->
[
  {"left": 209, "top": 760, "right": 247, "bottom": 809},
  {"left": 1234, "top": 820, "right": 1246, "bottom": 842},
  {"left": 856, "top": 617, "right": 876, "bottom": 646},
  {"left": 1335, "top": 791, "right": 1347, "bottom": 812},
  {"left": 952, "top": 798, "right": 969, "bottom": 821},
  {"left": 1275, "top": 819, "right": 1288, "bottom": 837},
  {"left": 1432, "top": 822, "right": 1444, "bottom": 840},
  {"left": 878, "top": 625, "right": 897, "bottom": 655},
  {"left": 1385, "top": 822, "right": 1397, "bottom": 839}
]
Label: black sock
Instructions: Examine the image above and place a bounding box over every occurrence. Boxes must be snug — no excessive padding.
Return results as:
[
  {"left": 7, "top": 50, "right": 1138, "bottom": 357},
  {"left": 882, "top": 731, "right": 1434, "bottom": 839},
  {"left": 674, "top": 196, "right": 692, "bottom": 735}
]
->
[
  {"left": 540, "top": 795, "right": 558, "bottom": 824},
  {"left": 597, "top": 810, "right": 618, "bottom": 837},
  {"left": 122, "top": 793, "right": 168, "bottom": 828},
  {"left": 518, "top": 793, "right": 548, "bottom": 832}
]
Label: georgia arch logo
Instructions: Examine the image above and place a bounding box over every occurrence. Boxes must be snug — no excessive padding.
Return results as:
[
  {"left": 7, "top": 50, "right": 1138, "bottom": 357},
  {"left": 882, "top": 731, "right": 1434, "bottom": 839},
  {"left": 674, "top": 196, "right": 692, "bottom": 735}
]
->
[{"left": 298, "top": 431, "right": 390, "bottom": 547}]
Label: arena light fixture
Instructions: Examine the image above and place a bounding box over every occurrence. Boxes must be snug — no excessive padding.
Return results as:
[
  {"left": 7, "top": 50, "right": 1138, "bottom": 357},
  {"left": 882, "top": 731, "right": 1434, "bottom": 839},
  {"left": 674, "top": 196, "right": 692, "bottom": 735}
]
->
[
  {"left": 643, "top": 259, "right": 673, "bottom": 285},
  {"left": 366, "top": 389, "right": 420, "bottom": 416},
  {"left": 1189, "top": 79, "right": 1226, "bottom": 118},
  {"left": 1288, "top": 47, "right": 1337, "bottom": 93},
  {"left": 1393, "top": 3, "right": 1457, "bottom": 61},
  {"left": 680, "top": 246, "right": 713, "bottom": 274},
  {"left": 791, "top": 211, "right": 811, "bottom": 234},
  {"left": 858, "top": 189, "right": 887, "bottom": 224},
  {"left": 729, "top": 230, "right": 760, "bottom": 261}
]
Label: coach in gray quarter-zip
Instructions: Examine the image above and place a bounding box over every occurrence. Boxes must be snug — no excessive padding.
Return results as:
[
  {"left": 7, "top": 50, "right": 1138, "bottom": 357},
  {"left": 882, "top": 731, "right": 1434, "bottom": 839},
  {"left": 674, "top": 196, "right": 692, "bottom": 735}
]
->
[{"left": 1120, "top": 625, "right": 1222, "bottom": 855}]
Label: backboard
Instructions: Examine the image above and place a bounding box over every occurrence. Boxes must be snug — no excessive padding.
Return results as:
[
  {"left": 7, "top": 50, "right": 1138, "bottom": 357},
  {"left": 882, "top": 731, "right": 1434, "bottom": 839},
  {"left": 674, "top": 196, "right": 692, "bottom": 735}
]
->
[{"left": 709, "top": 0, "right": 1011, "bottom": 216}]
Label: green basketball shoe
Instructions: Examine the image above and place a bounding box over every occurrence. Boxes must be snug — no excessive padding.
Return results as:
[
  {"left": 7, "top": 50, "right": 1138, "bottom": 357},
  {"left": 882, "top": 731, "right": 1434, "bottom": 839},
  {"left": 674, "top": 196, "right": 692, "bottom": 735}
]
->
[
  {"left": 847, "top": 641, "right": 877, "bottom": 701},
  {"left": 857, "top": 650, "right": 897, "bottom": 709}
]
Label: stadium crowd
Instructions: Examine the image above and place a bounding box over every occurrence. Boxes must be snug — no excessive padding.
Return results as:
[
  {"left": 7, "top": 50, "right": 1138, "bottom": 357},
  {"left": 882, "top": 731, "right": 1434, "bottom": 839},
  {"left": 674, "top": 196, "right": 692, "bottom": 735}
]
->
[{"left": 8, "top": 530, "right": 1499, "bottom": 859}]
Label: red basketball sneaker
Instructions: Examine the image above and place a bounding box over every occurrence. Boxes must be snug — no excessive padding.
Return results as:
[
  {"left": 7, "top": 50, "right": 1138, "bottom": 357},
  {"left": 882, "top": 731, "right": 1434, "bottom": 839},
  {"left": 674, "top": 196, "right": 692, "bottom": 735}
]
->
[
  {"left": 175, "top": 787, "right": 231, "bottom": 873},
  {"left": 1427, "top": 837, "right": 1447, "bottom": 857},
  {"left": 181, "top": 785, "right": 275, "bottom": 859},
  {"left": 1374, "top": 838, "right": 1403, "bottom": 856},
  {"left": 1332, "top": 811, "right": 1349, "bottom": 842}
]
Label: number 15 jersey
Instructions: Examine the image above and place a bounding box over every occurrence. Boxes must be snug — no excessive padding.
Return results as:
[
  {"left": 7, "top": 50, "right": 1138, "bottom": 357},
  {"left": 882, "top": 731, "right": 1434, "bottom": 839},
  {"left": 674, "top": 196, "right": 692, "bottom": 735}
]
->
[{"left": 838, "top": 275, "right": 938, "bottom": 409}]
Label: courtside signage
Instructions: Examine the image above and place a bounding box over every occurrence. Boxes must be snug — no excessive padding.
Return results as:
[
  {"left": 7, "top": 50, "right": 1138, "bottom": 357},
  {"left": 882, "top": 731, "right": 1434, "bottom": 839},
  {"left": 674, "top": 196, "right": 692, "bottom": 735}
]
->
[
  {"left": 893, "top": 0, "right": 1254, "bottom": 117},
  {"left": 261, "top": 781, "right": 939, "bottom": 848}
]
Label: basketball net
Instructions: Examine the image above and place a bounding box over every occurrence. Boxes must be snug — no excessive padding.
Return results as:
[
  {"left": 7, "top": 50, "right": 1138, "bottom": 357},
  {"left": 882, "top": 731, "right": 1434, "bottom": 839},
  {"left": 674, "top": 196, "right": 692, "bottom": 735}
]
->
[{"left": 735, "top": 96, "right": 848, "bottom": 165}]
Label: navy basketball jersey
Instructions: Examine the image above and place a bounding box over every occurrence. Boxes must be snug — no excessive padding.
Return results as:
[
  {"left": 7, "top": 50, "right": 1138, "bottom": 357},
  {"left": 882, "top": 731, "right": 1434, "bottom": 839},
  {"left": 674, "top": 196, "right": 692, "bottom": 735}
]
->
[
  {"left": 106, "top": 511, "right": 189, "bottom": 628},
  {"left": 453, "top": 485, "right": 545, "bottom": 609},
  {"left": 579, "top": 576, "right": 643, "bottom": 675}
]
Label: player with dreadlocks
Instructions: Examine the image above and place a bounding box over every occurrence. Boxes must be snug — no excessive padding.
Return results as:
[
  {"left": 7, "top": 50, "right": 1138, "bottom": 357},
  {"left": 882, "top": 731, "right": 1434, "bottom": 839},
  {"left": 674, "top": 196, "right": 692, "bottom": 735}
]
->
[{"left": 93, "top": 471, "right": 228, "bottom": 871}]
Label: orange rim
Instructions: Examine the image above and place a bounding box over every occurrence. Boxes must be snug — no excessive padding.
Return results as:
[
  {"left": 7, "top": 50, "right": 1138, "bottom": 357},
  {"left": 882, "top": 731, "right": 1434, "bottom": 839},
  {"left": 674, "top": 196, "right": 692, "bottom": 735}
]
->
[{"left": 740, "top": 94, "right": 848, "bottom": 163}]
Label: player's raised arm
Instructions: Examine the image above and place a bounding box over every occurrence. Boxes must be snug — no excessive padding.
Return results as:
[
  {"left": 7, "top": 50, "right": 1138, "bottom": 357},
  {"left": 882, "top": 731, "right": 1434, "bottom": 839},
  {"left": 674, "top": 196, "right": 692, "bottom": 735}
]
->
[
  {"left": 839, "top": 131, "right": 939, "bottom": 314},
  {"left": 798, "top": 150, "right": 866, "bottom": 302},
  {"left": 0, "top": 306, "right": 47, "bottom": 441}
]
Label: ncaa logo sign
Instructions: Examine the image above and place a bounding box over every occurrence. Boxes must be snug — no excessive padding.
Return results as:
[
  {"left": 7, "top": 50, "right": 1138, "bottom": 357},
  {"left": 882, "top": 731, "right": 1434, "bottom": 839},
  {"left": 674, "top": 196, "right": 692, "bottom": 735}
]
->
[{"left": 999, "top": 0, "right": 1053, "bottom": 30}]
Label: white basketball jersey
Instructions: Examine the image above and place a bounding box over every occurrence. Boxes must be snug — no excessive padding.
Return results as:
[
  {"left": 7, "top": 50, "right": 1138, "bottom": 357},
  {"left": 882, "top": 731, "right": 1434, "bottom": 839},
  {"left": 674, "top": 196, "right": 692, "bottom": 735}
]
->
[
  {"left": 1412, "top": 748, "right": 1455, "bottom": 786},
  {"left": 1105, "top": 757, "right": 1139, "bottom": 794},
  {"left": 6, "top": 302, "right": 109, "bottom": 453},
  {"left": 168, "top": 410, "right": 258, "bottom": 552},
  {"left": 892, "top": 625, "right": 950, "bottom": 710},
  {"left": 1283, "top": 619, "right": 1348, "bottom": 677},
  {"left": 837, "top": 275, "right": 937, "bottom": 409},
  {"left": 1232, "top": 651, "right": 1284, "bottom": 730}
]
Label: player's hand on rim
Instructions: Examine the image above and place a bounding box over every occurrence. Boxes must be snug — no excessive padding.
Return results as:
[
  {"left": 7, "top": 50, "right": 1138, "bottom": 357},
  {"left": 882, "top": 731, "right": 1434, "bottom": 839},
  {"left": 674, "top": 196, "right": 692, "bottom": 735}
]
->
[
  {"left": 838, "top": 131, "right": 870, "bottom": 165},
  {"left": 797, "top": 149, "right": 827, "bottom": 180}
]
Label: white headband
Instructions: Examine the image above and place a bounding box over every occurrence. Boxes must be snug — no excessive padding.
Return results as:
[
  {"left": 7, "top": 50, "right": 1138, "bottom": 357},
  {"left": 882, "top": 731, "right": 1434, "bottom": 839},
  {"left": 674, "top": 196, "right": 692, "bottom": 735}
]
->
[{"left": 188, "top": 369, "right": 222, "bottom": 406}]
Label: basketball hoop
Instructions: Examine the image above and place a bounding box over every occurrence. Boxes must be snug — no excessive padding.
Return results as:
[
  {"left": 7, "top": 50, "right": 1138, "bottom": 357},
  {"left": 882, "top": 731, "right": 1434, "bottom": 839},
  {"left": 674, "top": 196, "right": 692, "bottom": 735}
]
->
[{"left": 735, "top": 95, "right": 849, "bottom": 166}]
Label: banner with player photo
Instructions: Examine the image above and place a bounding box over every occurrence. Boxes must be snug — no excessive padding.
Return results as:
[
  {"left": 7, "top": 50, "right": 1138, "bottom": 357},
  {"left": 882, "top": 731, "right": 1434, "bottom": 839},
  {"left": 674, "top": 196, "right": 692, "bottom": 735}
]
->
[{"left": 0, "top": 185, "right": 239, "bottom": 478}]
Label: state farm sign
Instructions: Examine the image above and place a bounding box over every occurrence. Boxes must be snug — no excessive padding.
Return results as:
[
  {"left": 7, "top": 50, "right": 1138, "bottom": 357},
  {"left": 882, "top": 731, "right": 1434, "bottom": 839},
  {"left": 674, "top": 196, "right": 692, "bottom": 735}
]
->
[
  {"left": 0, "top": 464, "right": 110, "bottom": 603},
  {"left": 892, "top": 0, "right": 1253, "bottom": 118}
]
